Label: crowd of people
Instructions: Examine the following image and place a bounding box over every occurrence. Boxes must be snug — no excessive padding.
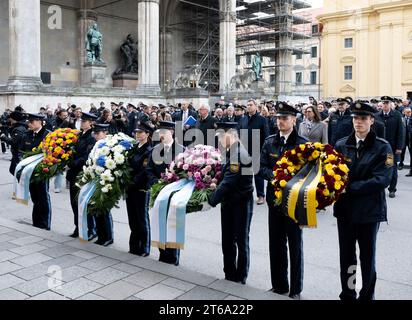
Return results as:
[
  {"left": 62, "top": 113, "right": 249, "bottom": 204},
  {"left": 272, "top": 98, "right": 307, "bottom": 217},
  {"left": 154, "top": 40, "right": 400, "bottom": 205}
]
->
[{"left": 0, "top": 94, "right": 411, "bottom": 300}]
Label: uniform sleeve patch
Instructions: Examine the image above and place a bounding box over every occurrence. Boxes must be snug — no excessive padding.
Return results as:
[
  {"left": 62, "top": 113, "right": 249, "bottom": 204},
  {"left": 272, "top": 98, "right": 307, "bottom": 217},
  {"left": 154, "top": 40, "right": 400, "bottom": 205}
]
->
[
  {"left": 143, "top": 158, "right": 149, "bottom": 167},
  {"left": 385, "top": 154, "right": 394, "bottom": 167},
  {"left": 230, "top": 164, "right": 240, "bottom": 173}
]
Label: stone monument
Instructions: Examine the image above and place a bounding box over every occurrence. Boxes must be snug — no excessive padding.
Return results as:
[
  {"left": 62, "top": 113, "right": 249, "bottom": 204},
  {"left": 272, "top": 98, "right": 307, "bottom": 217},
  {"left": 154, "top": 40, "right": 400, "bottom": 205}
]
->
[{"left": 112, "top": 34, "right": 139, "bottom": 89}]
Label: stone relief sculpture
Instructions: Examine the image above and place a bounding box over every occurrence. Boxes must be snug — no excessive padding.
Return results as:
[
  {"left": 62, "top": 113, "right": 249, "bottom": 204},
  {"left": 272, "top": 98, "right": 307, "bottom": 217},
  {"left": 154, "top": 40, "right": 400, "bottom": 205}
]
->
[
  {"left": 174, "top": 64, "right": 202, "bottom": 89},
  {"left": 114, "top": 34, "right": 138, "bottom": 75},
  {"left": 86, "top": 22, "right": 104, "bottom": 64}
]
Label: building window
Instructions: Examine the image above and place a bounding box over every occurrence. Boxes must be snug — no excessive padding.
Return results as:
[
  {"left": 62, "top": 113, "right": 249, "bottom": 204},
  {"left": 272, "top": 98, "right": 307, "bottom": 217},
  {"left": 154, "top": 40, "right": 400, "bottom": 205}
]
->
[
  {"left": 296, "top": 52, "right": 302, "bottom": 60},
  {"left": 310, "top": 71, "right": 317, "bottom": 85},
  {"left": 246, "top": 55, "right": 251, "bottom": 64},
  {"left": 312, "top": 24, "right": 319, "bottom": 35},
  {"left": 311, "top": 46, "right": 318, "bottom": 58},
  {"left": 344, "top": 65, "right": 353, "bottom": 80},
  {"left": 296, "top": 72, "right": 302, "bottom": 85},
  {"left": 236, "top": 55, "right": 240, "bottom": 65},
  {"left": 270, "top": 74, "right": 276, "bottom": 84},
  {"left": 344, "top": 38, "right": 353, "bottom": 48}
]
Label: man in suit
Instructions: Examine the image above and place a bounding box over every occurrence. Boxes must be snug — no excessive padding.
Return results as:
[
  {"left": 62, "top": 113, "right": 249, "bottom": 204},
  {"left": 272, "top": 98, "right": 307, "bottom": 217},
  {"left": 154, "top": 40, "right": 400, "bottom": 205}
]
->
[
  {"left": 147, "top": 121, "right": 185, "bottom": 266},
  {"left": 377, "top": 96, "right": 405, "bottom": 198},
  {"left": 402, "top": 108, "right": 412, "bottom": 176},
  {"left": 195, "top": 104, "right": 216, "bottom": 146},
  {"left": 238, "top": 99, "right": 269, "bottom": 206},
  {"left": 172, "top": 102, "right": 197, "bottom": 146},
  {"left": 223, "top": 106, "right": 236, "bottom": 123},
  {"left": 19, "top": 114, "right": 51, "bottom": 230}
]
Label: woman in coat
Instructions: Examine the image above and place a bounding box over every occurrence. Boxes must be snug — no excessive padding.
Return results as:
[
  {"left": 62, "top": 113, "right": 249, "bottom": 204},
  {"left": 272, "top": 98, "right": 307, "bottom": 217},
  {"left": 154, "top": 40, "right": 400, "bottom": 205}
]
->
[
  {"left": 298, "top": 105, "right": 328, "bottom": 144},
  {"left": 125, "top": 121, "right": 154, "bottom": 256}
]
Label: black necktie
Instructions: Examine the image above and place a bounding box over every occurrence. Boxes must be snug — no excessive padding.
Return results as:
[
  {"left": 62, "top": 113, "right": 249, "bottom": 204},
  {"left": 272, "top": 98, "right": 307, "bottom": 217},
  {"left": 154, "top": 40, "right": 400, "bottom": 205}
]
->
[
  {"left": 357, "top": 140, "right": 364, "bottom": 158},
  {"left": 280, "top": 136, "right": 286, "bottom": 154}
]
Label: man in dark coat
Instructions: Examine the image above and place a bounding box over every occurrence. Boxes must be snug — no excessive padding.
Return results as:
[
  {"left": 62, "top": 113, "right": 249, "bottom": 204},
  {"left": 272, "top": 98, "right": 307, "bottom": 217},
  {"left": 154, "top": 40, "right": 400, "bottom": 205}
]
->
[
  {"left": 238, "top": 99, "right": 269, "bottom": 206},
  {"left": 259, "top": 102, "right": 308, "bottom": 299},
  {"left": 328, "top": 98, "right": 354, "bottom": 146},
  {"left": 195, "top": 104, "right": 216, "bottom": 146},
  {"left": 334, "top": 101, "right": 393, "bottom": 300},
  {"left": 172, "top": 102, "right": 197, "bottom": 146},
  {"left": 0, "top": 111, "right": 27, "bottom": 175},
  {"left": 66, "top": 112, "right": 97, "bottom": 239},
  {"left": 147, "top": 121, "right": 185, "bottom": 266},
  {"left": 377, "top": 96, "right": 405, "bottom": 198}
]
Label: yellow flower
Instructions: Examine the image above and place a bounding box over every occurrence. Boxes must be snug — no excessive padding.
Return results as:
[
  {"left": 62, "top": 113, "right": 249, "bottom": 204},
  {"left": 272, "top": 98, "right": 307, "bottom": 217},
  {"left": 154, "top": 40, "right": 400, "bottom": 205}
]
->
[
  {"left": 334, "top": 182, "right": 342, "bottom": 190},
  {"left": 328, "top": 154, "right": 337, "bottom": 162},
  {"left": 314, "top": 142, "right": 323, "bottom": 149},
  {"left": 66, "top": 139, "right": 73, "bottom": 145},
  {"left": 280, "top": 180, "right": 287, "bottom": 188},
  {"left": 312, "top": 150, "right": 320, "bottom": 159},
  {"left": 338, "top": 164, "right": 349, "bottom": 174},
  {"left": 67, "top": 133, "right": 74, "bottom": 139},
  {"left": 287, "top": 166, "right": 294, "bottom": 173},
  {"left": 323, "top": 189, "right": 330, "bottom": 197},
  {"left": 56, "top": 138, "right": 63, "bottom": 144},
  {"left": 299, "top": 145, "right": 305, "bottom": 151},
  {"left": 320, "top": 176, "right": 325, "bottom": 183},
  {"left": 291, "top": 150, "right": 296, "bottom": 155},
  {"left": 334, "top": 175, "right": 342, "bottom": 181},
  {"left": 275, "top": 190, "right": 283, "bottom": 199},
  {"left": 325, "top": 163, "right": 333, "bottom": 171}
]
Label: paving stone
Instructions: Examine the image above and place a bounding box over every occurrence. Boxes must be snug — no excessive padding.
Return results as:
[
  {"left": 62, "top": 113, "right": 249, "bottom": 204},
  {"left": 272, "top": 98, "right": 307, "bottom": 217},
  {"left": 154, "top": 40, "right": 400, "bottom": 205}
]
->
[
  {"left": 9, "top": 243, "right": 48, "bottom": 256},
  {"left": 123, "top": 270, "right": 168, "bottom": 288},
  {"left": 135, "top": 283, "right": 185, "bottom": 300},
  {"left": 0, "top": 226, "right": 13, "bottom": 235},
  {"left": 50, "top": 266, "right": 93, "bottom": 283},
  {"left": 161, "top": 278, "right": 197, "bottom": 292},
  {"left": 126, "top": 296, "right": 141, "bottom": 300},
  {"left": 70, "top": 250, "right": 98, "bottom": 260},
  {"left": 224, "top": 295, "right": 246, "bottom": 300},
  {"left": 36, "top": 240, "right": 60, "bottom": 248},
  {"left": 42, "top": 255, "right": 86, "bottom": 269},
  {"left": 0, "top": 288, "right": 29, "bottom": 300},
  {"left": 11, "top": 264, "right": 50, "bottom": 281},
  {"left": 85, "top": 267, "right": 129, "bottom": 285},
  {"left": 0, "top": 250, "right": 19, "bottom": 262},
  {"left": 0, "top": 242, "right": 18, "bottom": 252},
  {"left": 0, "top": 274, "right": 25, "bottom": 290},
  {"left": 13, "top": 276, "right": 63, "bottom": 297},
  {"left": 111, "top": 262, "right": 143, "bottom": 275},
  {"left": 0, "top": 261, "right": 23, "bottom": 275},
  {"left": 11, "top": 253, "right": 52, "bottom": 267},
  {"left": 29, "top": 291, "right": 69, "bottom": 300},
  {"left": 52, "top": 278, "right": 103, "bottom": 299},
  {"left": 77, "top": 293, "right": 106, "bottom": 300},
  {"left": 40, "top": 245, "right": 79, "bottom": 258},
  {"left": 4, "top": 231, "right": 29, "bottom": 238},
  {"left": 78, "top": 256, "right": 120, "bottom": 271},
  {"left": 93, "top": 280, "right": 144, "bottom": 300},
  {"left": 177, "top": 286, "right": 228, "bottom": 300},
  {"left": 10, "top": 236, "right": 44, "bottom": 246},
  {"left": 0, "top": 235, "right": 15, "bottom": 243}
]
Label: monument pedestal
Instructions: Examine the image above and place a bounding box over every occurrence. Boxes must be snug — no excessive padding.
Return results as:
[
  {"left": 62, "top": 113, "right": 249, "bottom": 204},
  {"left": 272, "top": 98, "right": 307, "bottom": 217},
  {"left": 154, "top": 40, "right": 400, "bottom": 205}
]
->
[
  {"left": 82, "top": 63, "right": 107, "bottom": 88},
  {"left": 112, "top": 73, "right": 139, "bottom": 89},
  {"left": 167, "top": 88, "right": 210, "bottom": 109}
]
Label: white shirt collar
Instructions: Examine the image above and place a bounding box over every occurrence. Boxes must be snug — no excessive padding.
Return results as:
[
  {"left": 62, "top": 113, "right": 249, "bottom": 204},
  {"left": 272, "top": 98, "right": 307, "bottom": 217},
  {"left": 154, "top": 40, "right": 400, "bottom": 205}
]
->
[
  {"left": 34, "top": 128, "right": 42, "bottom": 134},
  {"left": 355, "top": 134, "right": 367, "bottom": 145},
  {"left": 163, "top": 140, "right": 174, "bottom": 150},
  {"left": 280, "top": 131, "right": 292, "bottom": 142}
]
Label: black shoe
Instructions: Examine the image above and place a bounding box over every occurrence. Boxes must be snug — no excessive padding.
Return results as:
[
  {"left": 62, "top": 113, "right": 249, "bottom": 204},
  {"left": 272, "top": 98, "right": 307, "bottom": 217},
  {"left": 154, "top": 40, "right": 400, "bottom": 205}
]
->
[
  {"left": 270, "top": 288, "right": 289, "bottom": 295},
  {"left": 239, "top": 278, "right": 247, "bottom": 285},
  {"left": 406, "top": 172, "right": 412, "bottom": 177},
  {"left": 389, "top": 192, "right": 396, "bottom": 198},
  {"left": 70, "top": 229, "right": 79, "bottom": 238},
  {"left": 289, "top": 294, "right": 301, "bottom": 300},
  {"left": 88, "top": 233, "right": 98, "bottom": 241},
  {"left": 140, "top": 253, "right": 150, "bottom": 257},
  {"left": 102, "top": 239, "right": 114, "bottom": 247},
  {"left": 95, "top": 239, "right": 105, "bottom": 245},
  {"left": 398, "top": 165, "right": 404, "bottom": 170}
]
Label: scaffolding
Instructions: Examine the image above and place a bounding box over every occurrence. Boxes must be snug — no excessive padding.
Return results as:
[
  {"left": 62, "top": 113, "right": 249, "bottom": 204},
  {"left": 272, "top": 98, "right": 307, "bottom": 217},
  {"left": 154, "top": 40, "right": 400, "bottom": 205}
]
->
[{"left": 236, "top": 0, "right": 313, "bottom": 97}]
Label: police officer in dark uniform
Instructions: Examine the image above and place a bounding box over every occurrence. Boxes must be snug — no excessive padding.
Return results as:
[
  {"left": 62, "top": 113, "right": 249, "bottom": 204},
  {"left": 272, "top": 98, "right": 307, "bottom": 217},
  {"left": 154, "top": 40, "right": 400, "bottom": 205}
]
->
[
  {"left": 259, "top": 102, "right": 308, "bottom": 299},
  {"left": 126, "top": 121, "right": 153, "bottom": 256},
  {"left": 208, "top": 122, "right": 254, "bottom": 285},
  {"left": 147, "top": 121, "right": 184, "bottom": 266},
  {"left": 66, "top": 112, "right": 97, "bottom": 239},
  {"left": 328, "top": 98, "right": 354, "bottom": 146},
  {"left": 0, "top": 111, "right": 27, "bottom": 175},
  {"left": 377, "top": 96, "right": 405, "bottom": 198},
  {"left": 92, "top": 123, "right": 114, "bottom": 247},
  {"left": 20, "top": 113, "right": 51, "bottom": 230},
  {"left": 334, "top": 101, "right": 393, "bottom": 300}
]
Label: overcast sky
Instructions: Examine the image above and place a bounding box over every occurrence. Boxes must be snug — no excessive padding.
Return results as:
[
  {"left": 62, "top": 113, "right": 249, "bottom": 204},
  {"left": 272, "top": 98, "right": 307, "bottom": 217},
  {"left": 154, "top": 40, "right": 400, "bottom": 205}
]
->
[{"left": 309, "top": 0, "right": 324, "bottom": 8}]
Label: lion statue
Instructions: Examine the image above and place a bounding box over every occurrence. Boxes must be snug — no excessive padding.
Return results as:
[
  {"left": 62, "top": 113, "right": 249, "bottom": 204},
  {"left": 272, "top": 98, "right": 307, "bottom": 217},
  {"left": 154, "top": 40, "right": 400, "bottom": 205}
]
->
[
  {"left": 230, "top": 69, "right": 256, "bottom": 91},
  {"left": 174, "top": 64, "right": 202, "bottom": 89}
]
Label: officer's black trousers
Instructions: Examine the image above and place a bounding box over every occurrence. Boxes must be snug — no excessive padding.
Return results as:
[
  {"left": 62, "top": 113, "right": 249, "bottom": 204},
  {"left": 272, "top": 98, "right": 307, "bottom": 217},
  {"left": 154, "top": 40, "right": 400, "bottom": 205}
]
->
[
  {"left": 337, "top": 219, "right": 380, "bottom": 301},
  {"left": 389, "top": 154, "right": 400, "bottom": 192},
  {"left": 29, "top": 180, "right": 52, "bottom": 230},
  {"left": 268, "top": 205, "right": 303, "bottom": 296},
  {"left": 69, "top": 180, "right": 96, "bottom": 235},
  {"left": 95, "top": 210, "right": 113, "bottom": 243},
  {"left": 126, "top": 189, "right": 151, "bottom": 255},
  {"left": 221, "top": 197, "right": 253, "bottom": 282}
]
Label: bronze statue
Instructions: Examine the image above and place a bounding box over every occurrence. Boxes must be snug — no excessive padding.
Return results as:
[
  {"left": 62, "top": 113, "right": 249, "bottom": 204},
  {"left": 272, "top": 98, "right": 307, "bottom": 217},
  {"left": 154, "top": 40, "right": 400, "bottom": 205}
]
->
[
  {"left": 252, "top": 52, "right": 262, "bottom": 81},
  {"left": 115, "top": 34, "right": 138, "bottom": 74},
  {"left": 86, "top": 22, "right": 104, "bottom": 64}
]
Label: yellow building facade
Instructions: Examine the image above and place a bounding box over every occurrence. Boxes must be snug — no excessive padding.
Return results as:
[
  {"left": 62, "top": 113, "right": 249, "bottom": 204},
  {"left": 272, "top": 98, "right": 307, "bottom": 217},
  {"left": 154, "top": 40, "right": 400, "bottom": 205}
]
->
[{"left": 318, "top": 0, "right": 412, "bottom": 100}]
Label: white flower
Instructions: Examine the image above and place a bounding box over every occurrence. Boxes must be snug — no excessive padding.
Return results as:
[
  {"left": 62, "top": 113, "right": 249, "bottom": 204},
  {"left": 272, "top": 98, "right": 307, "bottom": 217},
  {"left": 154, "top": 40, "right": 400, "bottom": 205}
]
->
[
  {"left": 100, "top": 180, "right": 106, "bottom": 186},
  {"left": 100, "top": 146, "right": 110, "bottom": 156},
  {"left": 81, "top": 177, "right": 87, "bottom": 183},
  {"left": 113, "top": 145, "right": 125, "bottom": 154},
  {"left": 114, "top": 171, "right": 122, "bottom": 177},
  {"left": 101, "top": 186, "right": 109, "bottom": 193},
  {"left": 105, "top": 158, "right": 116, "bottom": 170},
  {"left": 113, "top": 153, "right": 125, "bottom": 165},
  {"left": 95, "top": 166, "right": 105, "bottom": 174}
]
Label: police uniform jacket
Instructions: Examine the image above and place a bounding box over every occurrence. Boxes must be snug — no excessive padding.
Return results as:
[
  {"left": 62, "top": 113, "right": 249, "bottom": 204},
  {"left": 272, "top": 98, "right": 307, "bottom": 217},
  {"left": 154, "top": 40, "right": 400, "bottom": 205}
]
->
[
  {"left": 328, "top": 109, "right": 354, "bottom": 146},
  {"left": 66, "top": 129, "right": 96, "bottom": 183},
  {"left": 3, "top": 122, "right": 27, "bottom": 174},
  {"left": 19, "top": 126, "right": 49, "bottom": 153},
  {"left": 129, "top": 141, "right": 153, "bottom": 191},
  {"left": 146, "top": 141, "right": 184, "bottom": 187},
  {"left": 259, "top": 129, "right": 308, "bottom": 206},
  {"left": 333, "top": 131, "right": 393, "bottom": 224},
  {"left": 209, "top": 142, "right": 254, "bottom": 207},
  {"left": 377, "top": 110, "right": 405, "bottom": 152}
]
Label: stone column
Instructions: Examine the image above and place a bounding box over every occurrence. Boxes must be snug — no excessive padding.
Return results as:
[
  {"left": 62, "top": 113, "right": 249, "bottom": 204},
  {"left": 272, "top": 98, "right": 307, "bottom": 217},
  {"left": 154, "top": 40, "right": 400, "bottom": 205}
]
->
[
  {"left": 137, "top": 0, "right": 161, "bottom": 94},
  {"left": 219, "top": 0, "right": 236, "bottom": 93},
  {"left": 160, "top": 26, "right": 173, "bottom": 92},
  {"left": 8, "top": 0, "right": 43, "bottom": 90}
]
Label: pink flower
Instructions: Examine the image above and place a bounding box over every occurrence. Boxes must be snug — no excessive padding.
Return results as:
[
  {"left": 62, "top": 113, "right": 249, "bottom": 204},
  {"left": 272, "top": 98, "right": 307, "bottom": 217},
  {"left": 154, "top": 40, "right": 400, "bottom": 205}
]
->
[
  {"left": 183, "top": 164, "right": 189, "bottom": 171},
  {"left": 194, "top": 172, "right": 201, "bottom": 178},
  {"left": 210, "top": 183, "right": 217, "bottom": 190}
]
